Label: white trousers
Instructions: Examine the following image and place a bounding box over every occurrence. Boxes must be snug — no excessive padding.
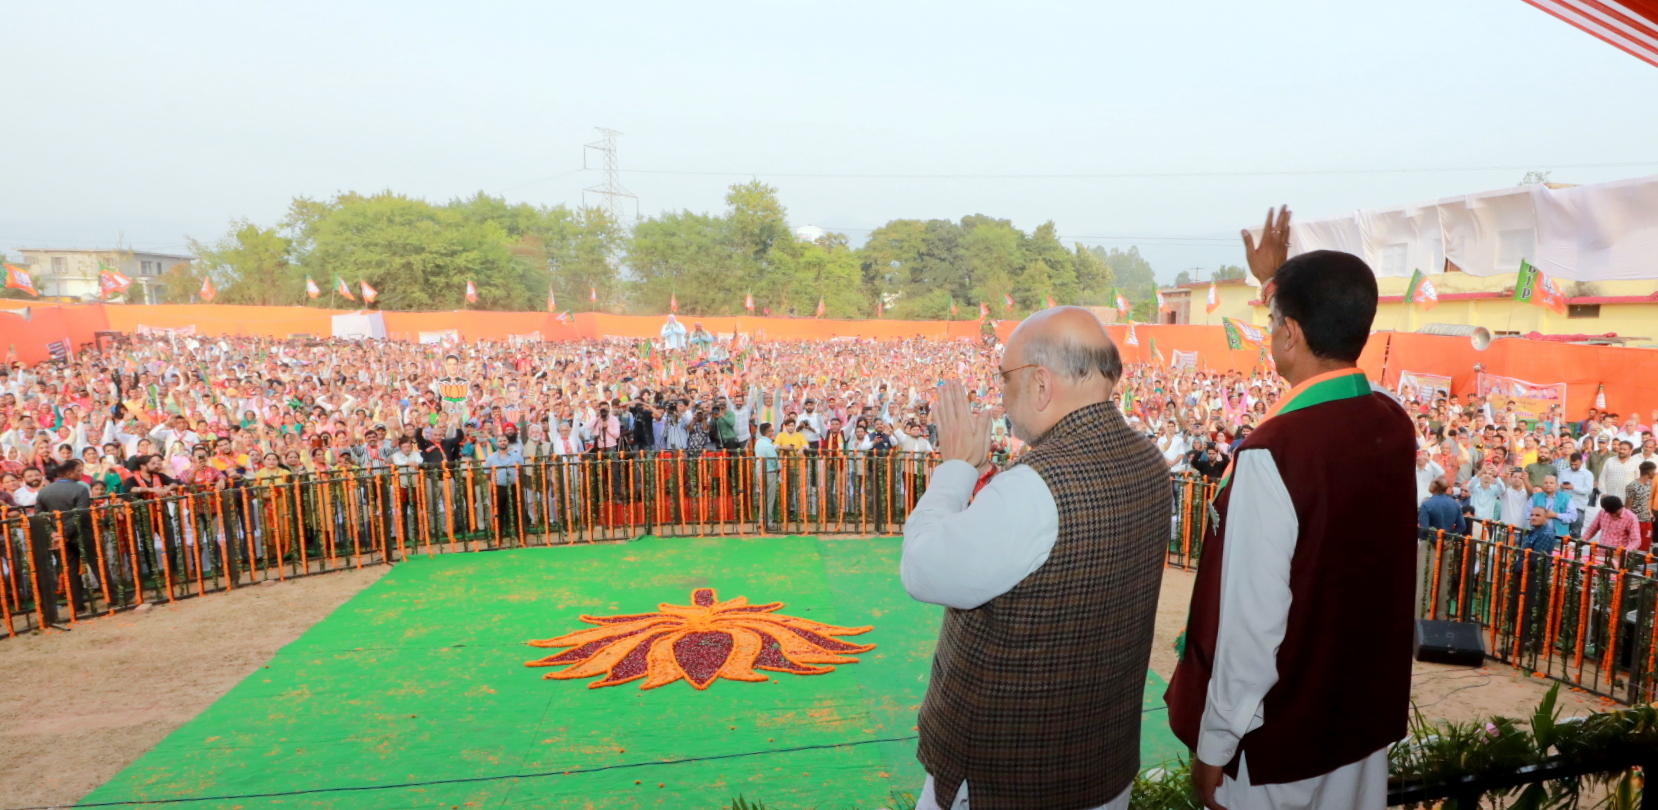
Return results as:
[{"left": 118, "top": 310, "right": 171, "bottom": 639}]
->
[
  {"left": 915, "top": 775, "right": 1131, "bottom": 810},
  {"left": 1215, "top": 747, "right": 1389, "bottom": 810}
]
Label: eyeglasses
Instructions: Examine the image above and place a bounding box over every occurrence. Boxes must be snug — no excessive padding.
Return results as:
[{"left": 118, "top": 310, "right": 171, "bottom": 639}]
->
[{"left": 997, "top": 363, "right": 1038, "bottom": 383}]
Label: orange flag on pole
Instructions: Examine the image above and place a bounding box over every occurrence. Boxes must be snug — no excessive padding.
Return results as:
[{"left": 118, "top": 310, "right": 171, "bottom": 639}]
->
[
  {"left": 465, "top": 280, "right": 478, "bottom": 304},
  {"left": 4, "top": 264, "right": 37, "bottom": 296},
  {"left": 199, "top": 276, "right": 216, "bottom": 302}
]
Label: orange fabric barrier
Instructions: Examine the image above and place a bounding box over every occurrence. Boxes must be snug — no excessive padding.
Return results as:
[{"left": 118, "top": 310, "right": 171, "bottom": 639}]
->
[
  {"left": 5, "top": 301, "right": 1652, "bottom": 419},
  {"left": 572, "top": 313, "right": 988, "bottom": 341},
  {"left": 101, "top": 304, "right": 336, "bottom": 337},
  {"left": 1381, "top": 332, "right": 1658, "bottom": 420}
]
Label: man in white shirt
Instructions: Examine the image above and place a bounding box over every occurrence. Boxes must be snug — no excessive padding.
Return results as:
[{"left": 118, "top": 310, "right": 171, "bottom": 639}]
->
[
  {"left": 1415, "top": 451, "right": 1445, "bottom": 505},
  {"left": 1501, "top": 468, "right": 1535, "bottom": 530},
  {"left": 903, "top": 308, "right": 1165, "bottom": 810},
  {"left": 1558, "top": 453, "right": 1596, "bottom": 536},
  {"left": 1601, "top": 440, "right": 1641, "bottom": 507},
  {"left": 1158, "top": 420, "right": 1190, "bottom": 472}
]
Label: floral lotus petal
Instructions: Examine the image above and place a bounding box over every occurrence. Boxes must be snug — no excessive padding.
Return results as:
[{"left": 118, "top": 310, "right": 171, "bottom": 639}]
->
[{"left": 526, "top": 588, "right": 875, "bottom": 690}]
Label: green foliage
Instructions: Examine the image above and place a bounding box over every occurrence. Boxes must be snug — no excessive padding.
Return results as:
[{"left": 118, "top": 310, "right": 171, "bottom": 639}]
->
[
  {"left": 1212, "top": 264, "right": 1246, "bottom": 282},
  {"left": 189, "top": 221, "right": 295, "bottom": 305},
  {"left": 1094, "top": 246, "right": 1157, "bottom": 312},
  {"left": 1174, "top": 270, "right": 1192, "bottom": 286},
  {"left": 189, "top": 182, "right": 1163, "bottom": 316},
  {"left": 1129, "top": 758, "right": 1202, "bottom": 810},
  {"left": 156, "top": 263, "right": 204, "bottom": 304}
]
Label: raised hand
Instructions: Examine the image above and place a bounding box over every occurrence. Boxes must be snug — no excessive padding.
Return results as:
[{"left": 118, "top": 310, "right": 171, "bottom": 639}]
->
[
  {"left": 936, "top": 381, "right": 990, "bottom": 471},
  {"left": 1240, "top": 205, "right": 1293, "bottom": 287}
]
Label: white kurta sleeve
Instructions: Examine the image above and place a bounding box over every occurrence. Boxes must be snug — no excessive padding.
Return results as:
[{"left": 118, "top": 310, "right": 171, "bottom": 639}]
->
[
  {"left": 901, "top": 460, "right": 1060, "bottom": 611},
  {"left": 1197, "top": 448, "right": 1299, "bottom": 767}
]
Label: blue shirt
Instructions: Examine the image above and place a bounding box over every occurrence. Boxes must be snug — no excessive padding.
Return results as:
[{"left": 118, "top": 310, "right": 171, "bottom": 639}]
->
[
  {"left": 754, "top": 436, "right": 779, "bottom": 473},
  {"left": 1529, "top": 491, "right": 1578, "bottom": 538},
  {"left": 1418, "top": 494, "right": 1467, "bottom": 536},
  {"left": 1514, "top": 522, "right": 1558, "bottom": 574},
  {"left": 485, "top": 447, "right": 524, "bottom": 485}
]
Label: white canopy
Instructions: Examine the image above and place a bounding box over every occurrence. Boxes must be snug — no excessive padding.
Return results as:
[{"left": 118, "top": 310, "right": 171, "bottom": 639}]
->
[{"left": 1248, "top": 174, "right": 1658, "bottom": 282}]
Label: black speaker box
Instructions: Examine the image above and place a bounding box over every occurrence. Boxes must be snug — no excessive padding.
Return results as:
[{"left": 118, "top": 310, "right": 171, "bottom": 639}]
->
[{"left": 1415, "top": 619, "right": 1485, "bottom": 667}]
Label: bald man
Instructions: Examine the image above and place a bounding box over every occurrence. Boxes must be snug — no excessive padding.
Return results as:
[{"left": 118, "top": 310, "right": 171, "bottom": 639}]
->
[{"left": 903, "top": 307, "right": 1171, "bottom": 810}]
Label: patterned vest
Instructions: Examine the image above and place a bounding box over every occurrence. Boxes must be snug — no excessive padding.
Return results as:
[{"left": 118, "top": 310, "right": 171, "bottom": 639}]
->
[{"left": 917, "top": 401, "right": 1171, "bottom": 810}]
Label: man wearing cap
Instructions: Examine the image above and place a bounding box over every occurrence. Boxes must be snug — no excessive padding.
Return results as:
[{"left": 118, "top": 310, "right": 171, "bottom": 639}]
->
[{"left": 1167, "top": 208, "right": 1417, "bottom": 810}]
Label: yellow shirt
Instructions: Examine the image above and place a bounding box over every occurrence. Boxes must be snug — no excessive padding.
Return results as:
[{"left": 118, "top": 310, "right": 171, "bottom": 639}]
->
[{"left": 774, "top": 432, "right": 807, "bottom": 451}]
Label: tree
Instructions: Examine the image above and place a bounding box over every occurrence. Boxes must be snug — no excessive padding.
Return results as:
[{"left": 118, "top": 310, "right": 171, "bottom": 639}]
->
[
  {"left": 1212, "top": 264, "right": 1246, "bottom": 281},
  {"left": 1519, "top": 170, "right": 1553, "bottom": 186},
  {"left": 189, "top": 221, "right": 295, "bottom": 305},
  {"left": 295, "top": 193, "right": 531, "bottom": 311},
  {"left": 157, "top": 263, "right": 204, "bottom": 304},
  {"left": 1093, "top": 246, "right": 1156, "bottom": 307},
  {"left": 1072, "top": 243, "right": 1116, "bottom": 305},
  {"left": 1174, "top": 270, "right": 1193, "bottom": 286}
]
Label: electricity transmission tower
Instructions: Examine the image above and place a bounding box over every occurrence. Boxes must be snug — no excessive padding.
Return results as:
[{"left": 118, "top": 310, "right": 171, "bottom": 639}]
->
[{"left": 583, "top": 127, "right": 637, "bottom": 222}]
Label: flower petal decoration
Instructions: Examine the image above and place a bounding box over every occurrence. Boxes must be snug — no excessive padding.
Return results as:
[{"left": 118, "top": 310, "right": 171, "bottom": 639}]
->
[{"left": 526, "top": 588, "right": 875, "bottom": 690}]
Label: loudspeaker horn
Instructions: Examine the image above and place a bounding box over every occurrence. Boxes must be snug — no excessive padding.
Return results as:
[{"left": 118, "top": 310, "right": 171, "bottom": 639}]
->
[
  {"left": 2, "top": 307, "right": 30, "bottom": 323},
  {"left": 1470, "top": 326, "right": 1493, "bottom": 351}
]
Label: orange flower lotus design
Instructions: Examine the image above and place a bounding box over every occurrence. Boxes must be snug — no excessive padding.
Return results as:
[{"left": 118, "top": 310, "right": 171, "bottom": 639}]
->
[{"left": 525, "top": 588, "right": 875, "bottom": 690}]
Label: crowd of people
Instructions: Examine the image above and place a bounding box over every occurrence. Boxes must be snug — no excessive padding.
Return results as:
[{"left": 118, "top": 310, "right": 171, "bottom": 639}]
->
[
  {"left": 0, "top": 322, "right": 1651, "bottom": 626},
  {"left": 1407, "top": 393, "right": 1658, "bottom": 562}
]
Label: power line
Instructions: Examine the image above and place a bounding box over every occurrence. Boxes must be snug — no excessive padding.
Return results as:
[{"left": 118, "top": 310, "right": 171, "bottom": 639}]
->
[{"left": 617, "top": 159, "right": 1658, "bottom": 181}]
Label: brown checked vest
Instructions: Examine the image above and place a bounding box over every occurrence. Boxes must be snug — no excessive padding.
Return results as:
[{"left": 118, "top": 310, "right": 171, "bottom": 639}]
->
[{"left": 917, "top": 401, "right": 1170, "bottom": 810}]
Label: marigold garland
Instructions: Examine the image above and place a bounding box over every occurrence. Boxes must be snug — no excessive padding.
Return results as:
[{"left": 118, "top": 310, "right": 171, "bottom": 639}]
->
[{"left": 526, "top": 588, "right": 875, "bottom": 690}]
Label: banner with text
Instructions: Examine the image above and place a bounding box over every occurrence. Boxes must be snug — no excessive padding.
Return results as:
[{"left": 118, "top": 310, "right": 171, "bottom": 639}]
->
[
  {"left": 1397, "top": 370, "right": 1453, "bottom": 404},
  {"left": 1477, "top": 372, "right": 1568, "bottom": 422}
]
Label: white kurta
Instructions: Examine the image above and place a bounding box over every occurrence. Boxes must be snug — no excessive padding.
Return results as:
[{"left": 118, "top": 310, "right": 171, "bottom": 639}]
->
[
  {"left": 1202, "top": 449, "right": 1389, "bottom": 810},
  {"left": 903, "top": 460, "right": 1129, "bottom": 810}
]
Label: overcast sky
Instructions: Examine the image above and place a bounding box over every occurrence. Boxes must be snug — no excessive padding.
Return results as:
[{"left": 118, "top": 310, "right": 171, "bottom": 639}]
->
[{"left": 4, "top": 0, "right": 1656, "bottom": 282}]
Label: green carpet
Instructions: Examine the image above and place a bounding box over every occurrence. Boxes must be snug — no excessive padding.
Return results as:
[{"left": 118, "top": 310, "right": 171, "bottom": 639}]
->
[{"left": 83, "top": 536, "right": 1182, "bottom": 809}]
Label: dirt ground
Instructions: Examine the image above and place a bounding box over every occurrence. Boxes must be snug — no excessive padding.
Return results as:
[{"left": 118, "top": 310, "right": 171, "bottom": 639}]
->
[
  {"left": 0, "top": 564, "right": 1609, "bottom": 808},
  {"left": 0, "top": 567, "right": 387, "bottom": 808}
]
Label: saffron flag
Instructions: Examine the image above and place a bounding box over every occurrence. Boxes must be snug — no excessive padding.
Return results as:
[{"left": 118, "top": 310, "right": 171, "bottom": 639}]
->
[
  {"left": 1515, "top": 260, "right": 1567, "bottom": 315},
  {"left": 1206, "top": 282, "right": 1219, "bottom": 314},
  {"left": 3, "top": 264, "right": 37, "bottom": 296},
  {"left": 1222, "top": 317, "right": 1265, "bottom": 350},
  {"left": 1003, "top": 292, "right": 1015, "bottom": 312},
  {"left": 590, "top": 287, "right": 597, "bottom": 302},
  {"left": 1405, "top": 269, "right": 1438, "bottom": 310},
  {"left": 305, "top": 275, "right": 321, "bottom": 299},
  {"left": 979, "top": 301, "right": 990, "bottom": 320},
  {"left": 816, "top": 298, "right": 825, "bottom": 318},
  {"left": 465, "top": 280, "right": 478, "bottom": 304},
  {"left": 547, "top": 288, "right": 557, "bottom": 312},
  {"left": 360, "top": 279, "right": 379, "bottom": 305},
  {"left": 1148, "top": 336, "right": 1163, "bottom": 365},
  {"left": 670, "top": 292, "right": 678, "bottom": 313},
  {"left": 1156, "top": 289, "right": 1169, "bottom": 312},
  {"left": 337, "top": 277, "right": 356, "bottom": 301},
  {"left": 949, "top": 301, "right": 959, "bottom": 317},
  {"left": 744, "top": 292, "right": 755, "bottom": 312},
  {"left": 1125, "top": 321, "right": 1139, "bottom": 346},
  {"left": 199, "top": 276, "right": 216, "bottom": 302},
  {"left": 98, "top": 264, "right": 133, "bottom": 298},
  {"left": 555, "top": 310, "right": 573, "bottom": 325},
  {"left": 876, "top": 300, "right": 884, "bottom": 316},
  {"left": 1045, "top": 295, "right": 1057, "bottom": 309},
  {"left": 1595, "top": 383, "right": 1607, "bottom": 409},
  {"left": 1114, "top": 289, "right": 1131, "bottom": 317}
]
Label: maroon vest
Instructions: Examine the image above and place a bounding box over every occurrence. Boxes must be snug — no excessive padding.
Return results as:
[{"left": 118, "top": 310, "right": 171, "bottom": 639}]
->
[{"left": 1166, "top": 390, "right": 1416, "bottom": 784}]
